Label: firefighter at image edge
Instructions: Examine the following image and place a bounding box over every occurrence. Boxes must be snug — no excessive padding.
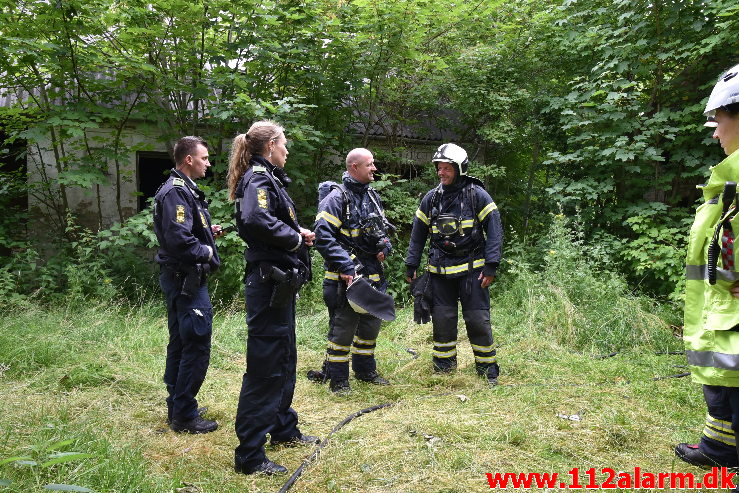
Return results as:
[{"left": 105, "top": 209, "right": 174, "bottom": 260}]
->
[
  {"left": 676, "top": 61, "right": 739, "bottom": 490},
  {"left": 404, "top": 143, "right": 503, "bottom": 385}
]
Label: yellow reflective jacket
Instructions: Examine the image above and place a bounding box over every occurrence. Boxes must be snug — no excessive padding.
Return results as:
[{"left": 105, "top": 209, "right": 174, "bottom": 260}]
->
[{"left": 684, "top": 149, "right": 739, "bottom": 386}]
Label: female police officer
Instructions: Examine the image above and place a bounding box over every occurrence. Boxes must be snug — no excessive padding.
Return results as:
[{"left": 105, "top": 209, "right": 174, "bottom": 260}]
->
[
  {"left": 227, "top": 121, "right": 318, "bottom": 475},
  {"left": 676, "top": 63, "right": 739, "bottom": 470}
]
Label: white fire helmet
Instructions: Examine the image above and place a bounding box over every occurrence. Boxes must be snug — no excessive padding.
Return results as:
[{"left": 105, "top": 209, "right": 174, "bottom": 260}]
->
[
  {"left": 704, "top": 63, "right": 739, "bottom": 127},
  {"left": 433, "top": 143, "right": 469, "bottom": 176}
]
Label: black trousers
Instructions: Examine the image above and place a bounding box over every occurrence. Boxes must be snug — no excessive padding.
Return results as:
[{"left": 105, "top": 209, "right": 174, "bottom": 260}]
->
[
  {"left": 430, "top": 268, "right": 498, "bottom": 377},
  {"left": 160, "top": 269, "right": 212, "bottom": 422},
  {"left": 322, "top": 279, "right": 383, "bottom": 381},
  {"left": 698, "top": 384, "right": 739, "bottom": 466},
  {"left": 235, "top": 267, "right": 302, "bottom": 468}
]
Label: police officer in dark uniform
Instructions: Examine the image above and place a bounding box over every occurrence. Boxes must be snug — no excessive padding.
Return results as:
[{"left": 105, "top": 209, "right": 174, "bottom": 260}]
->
[
  {"left": 405, "top": 143, "right": 503, "bottom": 385},
  {"left": 227, "top": 121, "right": 319, "bottom": 476},
  {"left": 153, "top": 136, "right": 221, "bottom": 433},
  {"left": 310, "top": 148, "right": 393, "bottom": 395}
]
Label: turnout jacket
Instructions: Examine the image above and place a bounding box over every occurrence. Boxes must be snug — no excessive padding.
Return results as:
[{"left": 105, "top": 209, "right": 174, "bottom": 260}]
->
[
  {"left": 684, "top": 149, "right": 739, "bottom": 387},
  {"left": 314, "top": 172, "right": 391, "bottom": 282},
  {"left": 234, "top": 155, "right": 305, "bottom": 270},
  {"left": 405, "top": 177, "right": 502, "bottom": 278},
  {"left": 153, "top": 169, "right": 220, "bottom": 270}
]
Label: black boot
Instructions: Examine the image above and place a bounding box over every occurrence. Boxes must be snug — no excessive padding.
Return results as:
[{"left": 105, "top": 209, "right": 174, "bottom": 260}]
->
[
  {"left": 355, "top": 370, "right": 390, "bottom": 385},
  {"left": 330, "top": 379, "right": 351, "bottom": 395},
  {"left": 170, "top": 415, "right": 218, "bottom": 434},
  {"left": 235, "top": 458, "right": 287, "bottom": 475}
]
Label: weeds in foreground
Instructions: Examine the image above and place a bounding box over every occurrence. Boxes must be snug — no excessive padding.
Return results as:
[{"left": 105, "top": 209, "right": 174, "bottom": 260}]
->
[{"left": 0, "top": 217, "right": 690, "bottom": 492}]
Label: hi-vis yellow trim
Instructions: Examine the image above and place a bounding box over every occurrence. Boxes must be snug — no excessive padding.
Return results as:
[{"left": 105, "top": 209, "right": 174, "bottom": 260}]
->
[
  {"left": 471, "top": 343, "right": 495, "bottom": 352},
  {"left": 706, "top": 414, "right": 733, "bottom": 432},
  {"left": 340, "top": 228, "right": 361, "bottom": 237},
  {"left": 433, "top": 348, "right": 457, "bottom": 358},
  {"left": 328, "top": 341, "right": 351, "bottom": 352},
  {"left": 327, "top": 354, "right": 350, "bottom": 363},
  {"left": 416, "top": 209, "right": 429, "bottom": 225},
  {"left": 351, "top": 347, "right": 375, "bottom": 355},
  {"left": 434, "top": 340, "right": 458, "bottom": 348},
  {"left": 316, "top": 211, "right": 342, "bottom": 228},
  {"left": 428, "top": 258, "right": 485, "bottom": 275},
  {"left": 478, "top": 202, "right": 497, "bottom": 221},
  {"left": 474, "top": 355, "right": 498, "bottom": 363},
  {"left": 353, "top": 336, "right": 376, "bottom": 346},
  {"left": 326, "top": 271, "right": 379, "bottom": 282},
  {"left": 703, "top": 426, "right": 736, "bottom": 446}
]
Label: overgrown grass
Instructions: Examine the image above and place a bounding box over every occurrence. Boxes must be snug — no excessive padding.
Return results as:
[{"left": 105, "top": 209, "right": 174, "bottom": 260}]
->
[{"left": 0, "top": 217, "right": 708, "bottom": 493}]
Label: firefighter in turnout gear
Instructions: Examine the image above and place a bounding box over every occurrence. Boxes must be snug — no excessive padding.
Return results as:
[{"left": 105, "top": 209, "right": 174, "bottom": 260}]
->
[
  {"left": 227, "top": 121, "right": 319, "bottom": 476},
  {"left": 405, "top": 143, "right": 503, "bottom": 385},
  {"left": 309, "top": 148, "right": 393, "bottom": 395},
  {"left": 675, "top": 62, "right": 739, "bottom": 471},
  {"left": 153, "top": 136, "right": 222, "bottom": 434}
]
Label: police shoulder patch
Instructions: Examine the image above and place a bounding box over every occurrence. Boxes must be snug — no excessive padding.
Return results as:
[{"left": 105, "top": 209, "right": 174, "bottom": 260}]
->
[
  {"left": 257, "top": 188, "right": 269, "bottom": 209},
  {"left": 172, "top": 177, "right": 185, "bottom": 187},
  {"left": 176, "top": 204, "right": 186, "bottom": 223}
]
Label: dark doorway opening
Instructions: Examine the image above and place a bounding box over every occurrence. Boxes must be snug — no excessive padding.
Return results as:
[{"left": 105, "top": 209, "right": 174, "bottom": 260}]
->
[
  {"left": 137, "top": 151, "right": 173, "bottom": 212},
  {"left": 0, "top": 126, "right": 28, "bottom": 257}
]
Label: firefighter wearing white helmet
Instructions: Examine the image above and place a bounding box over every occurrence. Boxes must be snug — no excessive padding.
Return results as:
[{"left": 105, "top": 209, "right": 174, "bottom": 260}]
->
[
  {"left": 405, "top": 143, "right": 503, "bottom": 385},
  {"left": 676, "top": 62, "right": 739, "bottom": 471}
]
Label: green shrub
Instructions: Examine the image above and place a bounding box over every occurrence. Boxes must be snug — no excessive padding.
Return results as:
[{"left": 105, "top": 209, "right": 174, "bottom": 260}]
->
[{"left": 494, "top": 214, "right": 680, "bottom": 353}]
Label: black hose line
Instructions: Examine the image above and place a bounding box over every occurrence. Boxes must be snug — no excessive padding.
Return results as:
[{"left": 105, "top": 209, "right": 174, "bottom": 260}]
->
[
  {"left": 595, "top": 350, "right": 685, "bottom": 359},
  {"left": 652, "top": 371, "right": 690, "bottom": 381},
  {"left": 278, "top": 402, "right": 394, "bottom": 493},
  {"left": 278, "top": 357, "right": 690, "bottom": 491}
]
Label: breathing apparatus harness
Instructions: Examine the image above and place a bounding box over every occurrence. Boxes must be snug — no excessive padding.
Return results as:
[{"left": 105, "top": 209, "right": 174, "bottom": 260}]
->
[
  {"left": 331, "top": 183, "right": 396, "bottom": 260},
  {"left": 428, "top": 178, "right": 483, "bottom": 258}
]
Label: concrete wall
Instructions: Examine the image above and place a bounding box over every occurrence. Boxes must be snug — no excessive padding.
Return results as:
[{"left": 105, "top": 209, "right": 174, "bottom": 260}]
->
[{"left": 27, "top": 128, "right": 168, "bottom": 232}]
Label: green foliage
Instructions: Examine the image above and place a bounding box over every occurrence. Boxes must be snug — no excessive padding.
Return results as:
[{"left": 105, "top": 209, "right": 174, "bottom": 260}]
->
[
  {"left": 0, "top": 425, "right": 159, "bottom": 493},
  {"left": 0, "top": 264, "right": 687, "bottom": 492},
  {"left": 616, "top": 204, "right": 691, "bottom": 301},
  {"left": 496, "top": 214, "right": 679, "bottom": 352},
  {"left": 2, "top": 0, "right": 737, "bottom": 302}
]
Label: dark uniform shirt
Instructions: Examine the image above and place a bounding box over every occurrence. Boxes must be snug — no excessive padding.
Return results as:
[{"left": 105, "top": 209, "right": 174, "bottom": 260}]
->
[
  {"left": 314, "top": 172, "right": 392, "bottom": 282},
  {"left": 405, "top": 177, "right": 502, "bottom": 278},
  {"left": 234, "top": 155, "right": 305, "bottom": 271},
  {"left": 153, "top": 169, "right": 220, "bottom": 270}
]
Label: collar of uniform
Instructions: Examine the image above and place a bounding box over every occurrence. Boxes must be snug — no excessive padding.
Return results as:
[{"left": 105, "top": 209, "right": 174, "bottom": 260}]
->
[
  {"left": 251, "top": 155, "right": 292, "bottom": 187},
  {"left": 171, "top": 168, "right": 206, "bottom": 202},
  {"left": 702, "top": 148, "right": 739, "bottom": 200},
  {"left": 172, "top": 168, "right": 198, "bottom": 189},
  {"left": 342, "top": 171, "right": 368, "bottom": 194},
  {"left": 250, "top": 155, "right": 275, "bottom": 172},
  {"left": 441, "top": 176, "right": 465, "bottom": 194}
]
